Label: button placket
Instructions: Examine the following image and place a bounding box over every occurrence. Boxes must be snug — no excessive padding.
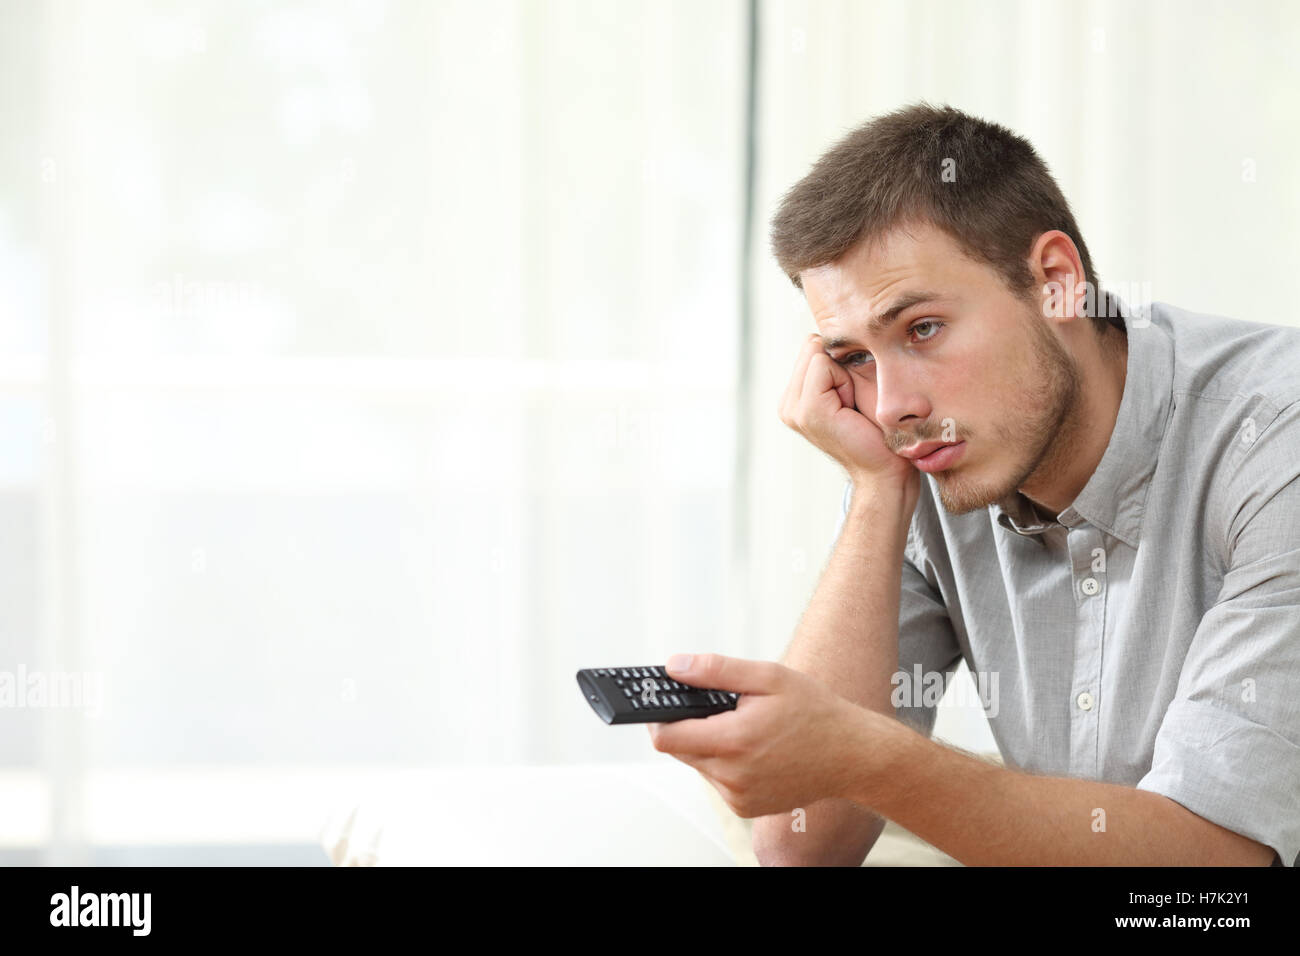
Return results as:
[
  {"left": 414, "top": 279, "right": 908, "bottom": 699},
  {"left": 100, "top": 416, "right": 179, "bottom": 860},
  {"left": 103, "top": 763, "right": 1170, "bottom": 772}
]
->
[{"left": 1066, "top": 523, "right": 1106, "bottom": 778}]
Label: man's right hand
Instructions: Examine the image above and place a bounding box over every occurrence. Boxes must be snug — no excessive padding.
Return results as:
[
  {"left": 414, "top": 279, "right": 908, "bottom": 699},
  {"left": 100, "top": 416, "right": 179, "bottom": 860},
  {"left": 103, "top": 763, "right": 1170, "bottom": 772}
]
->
[{"left": 777, "top": 333, "right": 919, "bottom": 491}]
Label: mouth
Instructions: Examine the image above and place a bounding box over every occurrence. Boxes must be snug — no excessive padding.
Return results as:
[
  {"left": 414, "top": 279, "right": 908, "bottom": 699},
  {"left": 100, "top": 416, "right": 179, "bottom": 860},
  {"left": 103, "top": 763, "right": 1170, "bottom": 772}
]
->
[{"left": 902, "top": 441, "right": 966, "bottom": 474}]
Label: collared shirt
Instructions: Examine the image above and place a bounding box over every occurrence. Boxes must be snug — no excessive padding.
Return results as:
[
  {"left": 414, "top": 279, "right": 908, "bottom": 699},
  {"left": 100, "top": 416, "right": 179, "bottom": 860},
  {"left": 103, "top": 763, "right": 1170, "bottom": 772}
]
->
[{"left": 832, "top": 301, "right": 1300, "bottom": 866}]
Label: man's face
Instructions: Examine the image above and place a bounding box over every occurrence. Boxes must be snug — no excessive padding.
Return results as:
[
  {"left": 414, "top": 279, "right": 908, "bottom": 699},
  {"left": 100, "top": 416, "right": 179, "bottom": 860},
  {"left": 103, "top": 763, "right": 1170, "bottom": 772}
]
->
[{"left": 800, "top": 221, "right": 1082, "bottom": 516}]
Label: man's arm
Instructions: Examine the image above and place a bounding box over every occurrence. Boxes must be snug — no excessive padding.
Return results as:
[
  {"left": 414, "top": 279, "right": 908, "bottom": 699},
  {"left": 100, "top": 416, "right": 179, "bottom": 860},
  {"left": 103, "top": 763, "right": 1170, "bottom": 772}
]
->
[
  {"left": 846, "top": 712, "right": 1278, "bottom": 866},
  {"left": 751, "top": 478, "right": 914, "bottom": 867}
]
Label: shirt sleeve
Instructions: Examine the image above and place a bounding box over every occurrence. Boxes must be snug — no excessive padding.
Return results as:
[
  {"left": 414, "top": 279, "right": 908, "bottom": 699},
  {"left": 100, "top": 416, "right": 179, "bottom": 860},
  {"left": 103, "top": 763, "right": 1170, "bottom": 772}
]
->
[
  {"left": 829, "top": 479, "right": 964, "bottom": 740},
  {"left": 1135, "top": 401, "right": 1300, "bottom": 867}
]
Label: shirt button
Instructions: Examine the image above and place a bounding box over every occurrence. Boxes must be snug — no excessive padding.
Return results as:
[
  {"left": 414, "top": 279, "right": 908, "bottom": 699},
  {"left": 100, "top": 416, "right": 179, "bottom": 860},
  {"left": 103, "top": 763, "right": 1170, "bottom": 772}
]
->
[
  {"left": 1081, "top": 576, "right": 1100, "bottom": 596},
  {"left": 1077, "top": 691, "right": 1094, "bottom": 711}
]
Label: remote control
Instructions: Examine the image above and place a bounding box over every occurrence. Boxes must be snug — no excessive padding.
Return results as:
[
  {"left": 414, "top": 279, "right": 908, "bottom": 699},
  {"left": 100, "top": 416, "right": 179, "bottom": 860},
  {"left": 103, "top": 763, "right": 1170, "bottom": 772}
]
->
[{"left": 577, "top": 666, "right": 740, "bottom": 724}]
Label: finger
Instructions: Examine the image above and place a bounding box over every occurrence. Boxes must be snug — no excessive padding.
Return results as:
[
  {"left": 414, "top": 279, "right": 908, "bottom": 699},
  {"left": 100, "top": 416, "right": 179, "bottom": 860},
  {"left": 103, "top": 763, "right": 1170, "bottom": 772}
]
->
[
  {"left": 665, "top": 652, "right": 782, "bottom": 695},
  {"left": 798, "top": 350, "right": 850, "bottom": 412},
  {"left": 778, "top": 335, "right": 819, "bottom": 419},
  {"left": 779, "top": 334, "right": 828, "bottom": 419},
  {"left": 825, "top": 352, "right": 858, "bottom": 410},
  {"left": 656, "top": 748, "right": 729, "bottom": 797},
  {"left": 818, "top": 356, "right": 881, "bottom": 427},
  {"left": 649, "top": 711, "right": 740, "bottom": 757}
]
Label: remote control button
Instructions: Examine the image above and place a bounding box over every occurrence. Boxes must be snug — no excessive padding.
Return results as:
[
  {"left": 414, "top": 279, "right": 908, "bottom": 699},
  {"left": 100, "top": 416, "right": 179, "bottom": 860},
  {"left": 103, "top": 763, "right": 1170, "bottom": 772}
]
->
[
  {"left": 630, "top": 699, "right": 640, "bottom": 710},
  {"left": 649, "top": 666, "right": 661, "bottom": 677},
  {"left": 622, "top": 687, "right": 632, "bottom": 698}
]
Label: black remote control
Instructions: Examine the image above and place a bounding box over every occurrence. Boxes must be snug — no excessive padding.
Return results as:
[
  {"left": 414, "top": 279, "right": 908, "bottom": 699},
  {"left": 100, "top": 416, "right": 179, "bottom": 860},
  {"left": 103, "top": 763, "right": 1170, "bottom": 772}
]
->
[{"left": 577, "top": 666, "right": 740, "bottom": 724}]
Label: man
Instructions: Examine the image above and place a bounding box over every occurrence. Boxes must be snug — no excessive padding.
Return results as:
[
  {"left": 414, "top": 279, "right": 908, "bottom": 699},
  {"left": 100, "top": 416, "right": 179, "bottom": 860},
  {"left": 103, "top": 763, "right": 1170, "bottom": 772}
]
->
[{"left": 647, "top": 103, "right": 1298, "bottom": 866}]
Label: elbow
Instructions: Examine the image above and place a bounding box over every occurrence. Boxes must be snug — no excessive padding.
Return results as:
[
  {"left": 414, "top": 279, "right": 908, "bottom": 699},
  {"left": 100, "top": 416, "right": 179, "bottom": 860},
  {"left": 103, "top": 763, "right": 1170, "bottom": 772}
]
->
[
  {"left": 751, "top": 818, "right": 812, "bottom": 867},
  {"left": 752, "top": 833, "right": 803, "bottom": 867},
  {"left": 751, "top": 820, "right": 873, "bottom": 867}
]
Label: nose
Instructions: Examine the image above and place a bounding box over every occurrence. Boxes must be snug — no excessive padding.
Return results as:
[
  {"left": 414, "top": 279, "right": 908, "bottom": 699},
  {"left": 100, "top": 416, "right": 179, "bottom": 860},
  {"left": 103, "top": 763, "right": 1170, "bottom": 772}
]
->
[{"left": 872, "top": 360, "right": 929, "bottom": 434}]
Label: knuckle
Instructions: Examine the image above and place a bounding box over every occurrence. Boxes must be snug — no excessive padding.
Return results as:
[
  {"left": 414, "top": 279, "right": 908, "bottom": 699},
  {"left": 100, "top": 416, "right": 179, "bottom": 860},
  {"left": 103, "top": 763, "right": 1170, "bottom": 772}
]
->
[
  {"left": 731, "top": 722, "right": 758, "bottom": 753},
  {"left": 730, "top": 790, "right": 757, "bottom": 818},
  {"left": 695, "top": 653, "right": 720, "bottom": 678}
]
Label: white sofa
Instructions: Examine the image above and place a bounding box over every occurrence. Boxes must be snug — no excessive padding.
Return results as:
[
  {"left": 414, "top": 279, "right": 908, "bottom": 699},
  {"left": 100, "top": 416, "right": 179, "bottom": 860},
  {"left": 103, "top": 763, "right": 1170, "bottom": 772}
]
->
[{"left": 319, "top": 754, "right": 968, "bottom": 866}]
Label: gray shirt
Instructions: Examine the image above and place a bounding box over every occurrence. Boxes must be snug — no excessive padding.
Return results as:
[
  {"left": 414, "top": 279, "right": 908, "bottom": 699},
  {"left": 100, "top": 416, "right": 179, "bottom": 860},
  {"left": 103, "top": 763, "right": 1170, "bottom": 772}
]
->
[{"left": 832, "top": 300, "right": 1300, "bottom": 866}]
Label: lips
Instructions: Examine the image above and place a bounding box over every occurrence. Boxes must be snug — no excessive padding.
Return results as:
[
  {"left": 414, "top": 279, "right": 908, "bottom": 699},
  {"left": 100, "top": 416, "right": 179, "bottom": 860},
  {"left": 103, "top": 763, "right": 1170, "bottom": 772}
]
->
[
  {"left": 909, "top": 441, "right": 966, "bottom": 474},
  {"left": 898, "top": 440, "right": 959, "bottom": 460}
]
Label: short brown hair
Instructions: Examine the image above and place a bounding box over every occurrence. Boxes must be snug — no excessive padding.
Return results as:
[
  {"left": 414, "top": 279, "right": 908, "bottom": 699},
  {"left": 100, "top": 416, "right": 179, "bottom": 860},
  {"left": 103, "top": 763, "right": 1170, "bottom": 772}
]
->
[{"left": 770, "top": 102, "right": 1121, "bottom": 336}]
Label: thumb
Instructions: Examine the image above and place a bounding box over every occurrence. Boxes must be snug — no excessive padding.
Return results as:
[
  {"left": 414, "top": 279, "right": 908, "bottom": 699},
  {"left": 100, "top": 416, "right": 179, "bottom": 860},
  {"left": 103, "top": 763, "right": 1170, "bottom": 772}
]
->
[{"left": 664, "top": 653, "right": 780, "bottom": 694}]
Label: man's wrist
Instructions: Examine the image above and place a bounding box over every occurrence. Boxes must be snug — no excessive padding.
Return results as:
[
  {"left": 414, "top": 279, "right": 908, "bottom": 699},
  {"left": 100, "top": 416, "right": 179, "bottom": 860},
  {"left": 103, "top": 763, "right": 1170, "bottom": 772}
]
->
[
  {"left": 834, "top": 703, "right": 910, "bottom": 807},
  {"left": 844, "top": 473, "right": 918, "bottom": 540}
]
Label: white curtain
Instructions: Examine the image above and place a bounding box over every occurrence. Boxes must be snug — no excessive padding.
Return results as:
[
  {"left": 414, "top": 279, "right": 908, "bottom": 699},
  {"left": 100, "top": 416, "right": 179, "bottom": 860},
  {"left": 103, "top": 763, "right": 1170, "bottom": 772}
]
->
[
  {"left": 3, "top": 0, "right": 1298, "bottom": 864},
  {"left": 2, "top": 0, "right": 747, "bottom": 864}
]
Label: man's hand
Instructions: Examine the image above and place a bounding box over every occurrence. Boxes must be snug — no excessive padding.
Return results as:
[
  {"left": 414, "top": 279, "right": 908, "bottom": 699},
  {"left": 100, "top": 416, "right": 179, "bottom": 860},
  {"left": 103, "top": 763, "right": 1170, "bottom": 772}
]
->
[
  {"left": 646, "top": 653, "right": 882, "bottom": 819},
  {"left": 778, "top": 332, "right": 918, "bottom": 490}
]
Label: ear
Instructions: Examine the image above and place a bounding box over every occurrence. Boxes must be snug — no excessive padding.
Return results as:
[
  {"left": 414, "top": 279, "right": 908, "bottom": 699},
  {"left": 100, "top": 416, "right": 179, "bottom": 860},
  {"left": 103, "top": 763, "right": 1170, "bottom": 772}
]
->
[{"left": 1029, "top": 230, "right": 1088, "bottom": 322}]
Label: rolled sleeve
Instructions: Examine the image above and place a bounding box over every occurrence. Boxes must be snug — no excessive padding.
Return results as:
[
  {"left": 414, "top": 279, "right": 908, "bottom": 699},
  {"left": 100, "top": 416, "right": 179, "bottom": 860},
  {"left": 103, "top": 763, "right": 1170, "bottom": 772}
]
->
[
  {"left": 1137, "top": 699, "right": 1299, "bottom": 865},
  {"left": 1135, "top": 404, "right": 1300, "bottom": 867},
  {"left": 830, "top": 480, "right": 963, "bottom": 740}
]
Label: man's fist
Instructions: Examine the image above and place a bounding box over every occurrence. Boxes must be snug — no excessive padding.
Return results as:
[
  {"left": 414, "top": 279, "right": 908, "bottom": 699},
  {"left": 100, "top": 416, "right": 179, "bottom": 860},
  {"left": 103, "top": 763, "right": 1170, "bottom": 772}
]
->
[{"left": 777, "top": 333, "right": 917, "bottom": 488}]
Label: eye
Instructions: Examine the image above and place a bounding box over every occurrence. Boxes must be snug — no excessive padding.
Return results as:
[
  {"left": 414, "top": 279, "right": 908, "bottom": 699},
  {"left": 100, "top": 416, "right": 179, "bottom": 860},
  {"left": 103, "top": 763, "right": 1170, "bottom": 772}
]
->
[
  {"left": 910, "top": 319, "right": 943, "bottom": 341},
  {"left": 835, "top": 320, "right": 945, "bottom": 367}
]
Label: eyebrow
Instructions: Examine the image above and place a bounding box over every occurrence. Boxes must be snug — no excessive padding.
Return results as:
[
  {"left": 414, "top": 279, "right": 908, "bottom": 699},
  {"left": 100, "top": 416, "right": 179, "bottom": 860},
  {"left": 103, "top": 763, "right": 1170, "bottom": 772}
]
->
[{"left": 819, "top": 291, "right": 951, "bottom": 351}]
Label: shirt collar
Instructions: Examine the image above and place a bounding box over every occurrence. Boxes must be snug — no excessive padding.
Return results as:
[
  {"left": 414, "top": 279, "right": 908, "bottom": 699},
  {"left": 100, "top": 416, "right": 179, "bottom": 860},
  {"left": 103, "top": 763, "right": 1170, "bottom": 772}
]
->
[{"left": 992, "top": 304, "right": 1175, "bottom": 548}]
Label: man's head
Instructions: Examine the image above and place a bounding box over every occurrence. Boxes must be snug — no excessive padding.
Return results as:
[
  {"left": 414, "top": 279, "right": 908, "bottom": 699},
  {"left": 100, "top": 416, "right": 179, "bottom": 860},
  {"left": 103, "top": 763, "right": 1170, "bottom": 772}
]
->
[{"left": 770, "top": 103, "right": 1125, "bottom": 515}]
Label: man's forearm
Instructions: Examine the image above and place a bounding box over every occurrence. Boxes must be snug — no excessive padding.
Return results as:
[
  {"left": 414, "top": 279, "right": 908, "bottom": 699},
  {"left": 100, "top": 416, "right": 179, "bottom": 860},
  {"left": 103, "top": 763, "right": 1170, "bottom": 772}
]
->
[
  {"left": 850, "top": 710, "right": 1277, "bottom": 866},
  {"left": 779, "top": 478, "right": 913, "bottom": 713},
  {"left": 753, "top": 479, "right": 914, "bottom": 864}
]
